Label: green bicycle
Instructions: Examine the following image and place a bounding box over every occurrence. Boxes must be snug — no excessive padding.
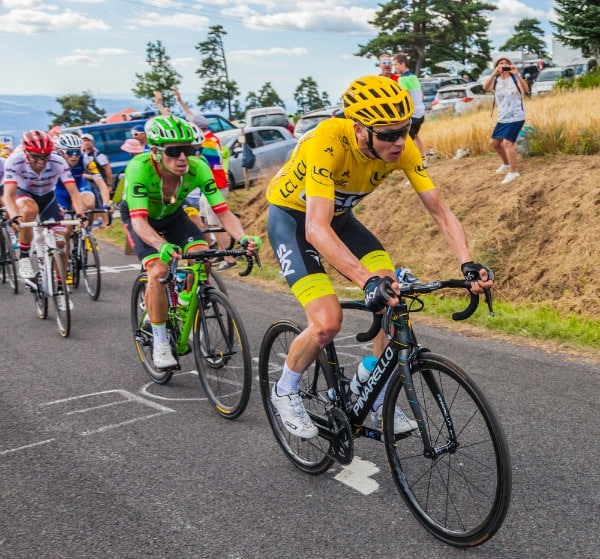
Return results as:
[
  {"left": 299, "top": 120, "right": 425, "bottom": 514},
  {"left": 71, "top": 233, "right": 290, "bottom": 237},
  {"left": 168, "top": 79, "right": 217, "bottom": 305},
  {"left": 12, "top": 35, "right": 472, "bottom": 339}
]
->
[{"left": 131, "top": 243, "right": 260, "bottom": 419}]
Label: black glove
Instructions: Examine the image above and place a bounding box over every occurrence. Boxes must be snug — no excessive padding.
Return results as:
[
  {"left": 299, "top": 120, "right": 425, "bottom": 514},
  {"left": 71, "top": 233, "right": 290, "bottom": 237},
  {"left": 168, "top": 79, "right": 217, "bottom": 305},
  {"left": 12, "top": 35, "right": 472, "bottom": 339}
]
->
[
  {"left": 363, "top": 276, "right": 396, "bottom": 312},
  {"left": 461, "top": 261, "right": 495, "bottom": 282}
]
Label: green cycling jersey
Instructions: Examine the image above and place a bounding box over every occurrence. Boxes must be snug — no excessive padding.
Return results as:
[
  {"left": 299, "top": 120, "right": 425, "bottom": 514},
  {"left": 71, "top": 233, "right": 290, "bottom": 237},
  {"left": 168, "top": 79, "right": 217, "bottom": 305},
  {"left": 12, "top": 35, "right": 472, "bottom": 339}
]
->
[{"left": 123, "top": 153, "right": 228, "bottom": 221}]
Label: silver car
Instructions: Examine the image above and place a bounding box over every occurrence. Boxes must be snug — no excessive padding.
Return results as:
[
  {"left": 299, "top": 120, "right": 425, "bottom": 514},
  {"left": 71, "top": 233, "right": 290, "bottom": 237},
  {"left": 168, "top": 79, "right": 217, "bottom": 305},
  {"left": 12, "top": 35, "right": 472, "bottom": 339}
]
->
[{"left": 217, "top": 126, "right": 297, "bottom": 189}]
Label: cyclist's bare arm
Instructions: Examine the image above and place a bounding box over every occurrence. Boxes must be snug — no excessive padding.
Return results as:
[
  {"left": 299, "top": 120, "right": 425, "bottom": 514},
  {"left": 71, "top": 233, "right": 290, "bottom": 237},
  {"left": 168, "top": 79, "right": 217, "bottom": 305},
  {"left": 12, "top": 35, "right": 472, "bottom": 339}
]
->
[
  {"left": 418, "top": 189, "right": 492, "bottom": 293},
  {"left": 63, "top": 180, "right": 86, "bottom": 216},
  {"left": 215, "top": 209, "right": 259, "bottom": 253},
  {"left": 305, "top": 196, "right": 377, "bottom": 289}
]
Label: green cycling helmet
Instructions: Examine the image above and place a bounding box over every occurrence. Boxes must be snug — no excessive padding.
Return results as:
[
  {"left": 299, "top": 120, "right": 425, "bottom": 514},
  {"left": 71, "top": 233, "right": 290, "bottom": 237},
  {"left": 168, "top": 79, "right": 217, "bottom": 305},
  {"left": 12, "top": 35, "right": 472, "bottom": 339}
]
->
[{"left": 145, "top": 115, "right": 196, "bottom": 146}]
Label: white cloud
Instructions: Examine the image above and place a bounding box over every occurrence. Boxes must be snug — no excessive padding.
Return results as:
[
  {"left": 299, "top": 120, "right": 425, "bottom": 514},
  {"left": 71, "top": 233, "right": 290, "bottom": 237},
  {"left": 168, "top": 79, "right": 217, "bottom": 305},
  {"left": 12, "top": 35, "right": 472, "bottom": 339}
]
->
[
  {"left": 130, "top": 11, "right": 210, "bottom": 30},
  {"left": 223, "top": 3, "right": 376, "bottom": 34},
  {"left": 0, "top": 7, "right": 109, "bottom": 33},
  {"left": 56, "top": 48, "right": 130, "bottom": 66},
  {"left": 229, "top": 47, "right": 307, "bottom": 61}
]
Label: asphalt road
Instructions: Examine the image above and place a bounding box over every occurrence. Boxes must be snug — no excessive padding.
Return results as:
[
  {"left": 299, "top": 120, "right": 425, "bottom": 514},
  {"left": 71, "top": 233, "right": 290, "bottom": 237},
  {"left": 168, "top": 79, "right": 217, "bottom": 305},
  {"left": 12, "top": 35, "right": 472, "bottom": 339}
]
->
[{"left": 1, "top": 240, "right": 598, "bottom": 559}]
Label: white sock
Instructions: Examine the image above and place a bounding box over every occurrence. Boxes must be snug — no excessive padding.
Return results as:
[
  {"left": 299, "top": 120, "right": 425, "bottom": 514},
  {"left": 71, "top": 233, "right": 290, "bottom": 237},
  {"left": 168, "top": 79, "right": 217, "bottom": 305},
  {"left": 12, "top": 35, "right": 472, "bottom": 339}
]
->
[
  {"left": 151, "top": 322, "right": 168, "bottom": 344},
  {"left": 276, "top": 362, "right": 302, "bottom": 395}
]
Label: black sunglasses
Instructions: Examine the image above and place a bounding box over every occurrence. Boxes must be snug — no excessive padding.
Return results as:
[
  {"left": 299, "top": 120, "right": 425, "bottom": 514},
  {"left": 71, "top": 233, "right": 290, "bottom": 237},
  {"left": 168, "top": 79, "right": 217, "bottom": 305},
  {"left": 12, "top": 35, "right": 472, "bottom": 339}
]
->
[
  {"left": 360, "top": 120, "right": 412, "bottom": 142},
  {"left": 64, "top": 149, "right": 80, "bottom": 156},
  {"left": 160, "top": 145, "right": 196, "bottom": 158},
  {"left": 27, "top": 153, "right": 50, "bottom": 161}
]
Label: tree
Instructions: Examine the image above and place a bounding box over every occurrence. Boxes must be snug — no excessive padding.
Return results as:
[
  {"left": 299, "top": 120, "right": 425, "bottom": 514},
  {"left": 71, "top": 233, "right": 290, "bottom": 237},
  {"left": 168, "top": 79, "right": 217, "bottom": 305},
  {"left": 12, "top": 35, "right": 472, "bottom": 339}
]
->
[
  {"left": 552, "top": 0, "right": 600, "bottom": 57},
  {"left": 293, "top": 77, "right": 331, "bottom": 113},
  {"left": 47, "top": 92, "right": 106, "bottom": 127},
  {"left": 132, "top": 40, "right": 182, "bottom": 109},
  {"left": 355, "top": 0, "right": 496, "bottom": 78},
  {"left": 195, "top": 25, "right": 240, "bottom": 118},
  {"left": 499, "top": 18, "right": 549, "bottom": 57},
  {"left": 244, "top": 82, "right": 286, "bottom": 113}
]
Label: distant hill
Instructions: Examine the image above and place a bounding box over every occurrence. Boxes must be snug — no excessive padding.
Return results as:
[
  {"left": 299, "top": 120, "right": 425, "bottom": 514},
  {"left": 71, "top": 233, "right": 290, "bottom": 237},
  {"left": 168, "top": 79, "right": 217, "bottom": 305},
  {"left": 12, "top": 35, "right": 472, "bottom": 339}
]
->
[{"left": 0, "top": 95, "right": 148, "bottom": 144}]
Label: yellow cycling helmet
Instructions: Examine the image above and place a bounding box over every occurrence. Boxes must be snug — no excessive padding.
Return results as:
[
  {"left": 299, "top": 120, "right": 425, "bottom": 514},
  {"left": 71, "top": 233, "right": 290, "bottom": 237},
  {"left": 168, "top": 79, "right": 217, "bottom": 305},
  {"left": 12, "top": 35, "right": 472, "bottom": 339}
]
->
[{"left": 343, "top": 75, "right": 414, "bottom": 126}]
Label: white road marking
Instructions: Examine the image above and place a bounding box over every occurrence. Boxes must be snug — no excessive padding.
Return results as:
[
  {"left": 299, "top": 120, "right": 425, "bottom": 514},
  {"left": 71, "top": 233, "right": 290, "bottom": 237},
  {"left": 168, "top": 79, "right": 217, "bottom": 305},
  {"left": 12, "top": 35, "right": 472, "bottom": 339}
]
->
[
  {"left": 334, "top": 456, "right": 380, "bottom": 495},
  {"left": 0, "top": 439, "right": 56, "bottom": 456}
]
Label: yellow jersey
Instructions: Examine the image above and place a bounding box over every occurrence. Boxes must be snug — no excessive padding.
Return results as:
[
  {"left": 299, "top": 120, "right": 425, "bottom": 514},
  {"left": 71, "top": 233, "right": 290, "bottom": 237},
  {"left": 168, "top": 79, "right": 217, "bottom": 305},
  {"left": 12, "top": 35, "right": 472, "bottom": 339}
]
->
[{"left": 266, "top": 118, "right": 434, "bottom": 215}]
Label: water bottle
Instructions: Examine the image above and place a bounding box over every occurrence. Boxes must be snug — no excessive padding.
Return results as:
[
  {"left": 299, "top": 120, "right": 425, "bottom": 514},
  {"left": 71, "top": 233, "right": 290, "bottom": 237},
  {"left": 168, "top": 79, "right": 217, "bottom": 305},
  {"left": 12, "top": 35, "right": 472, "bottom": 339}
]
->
[
  {"left": 8, "top": 229, "right": 19, "bottom": 249},
  {"left": 350, "top": 356, "right": 378, "bottom": 395},
  {"left": 175, "top": 271, "right": 187, "bottom": 294}
]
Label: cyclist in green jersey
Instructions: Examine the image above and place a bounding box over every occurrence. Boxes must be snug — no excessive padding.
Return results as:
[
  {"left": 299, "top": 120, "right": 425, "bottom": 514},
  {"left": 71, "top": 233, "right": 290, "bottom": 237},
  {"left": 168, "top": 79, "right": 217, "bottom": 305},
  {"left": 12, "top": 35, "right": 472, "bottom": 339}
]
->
[{"left": 121, "top": 116, "right": 261, "bottom": 369}]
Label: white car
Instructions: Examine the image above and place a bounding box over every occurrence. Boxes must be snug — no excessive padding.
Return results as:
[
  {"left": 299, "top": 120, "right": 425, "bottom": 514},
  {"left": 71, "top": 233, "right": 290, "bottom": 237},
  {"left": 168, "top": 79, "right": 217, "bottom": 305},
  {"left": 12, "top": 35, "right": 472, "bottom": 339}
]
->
[
  {"left": 531, "top": 67, "right": 572, "bottom": 97},
  {"left": 431, "top": 82, "right": 494, "bottom": 115},
  {"left": 217, "top": 126, "right": 297, "bottom": 189}
]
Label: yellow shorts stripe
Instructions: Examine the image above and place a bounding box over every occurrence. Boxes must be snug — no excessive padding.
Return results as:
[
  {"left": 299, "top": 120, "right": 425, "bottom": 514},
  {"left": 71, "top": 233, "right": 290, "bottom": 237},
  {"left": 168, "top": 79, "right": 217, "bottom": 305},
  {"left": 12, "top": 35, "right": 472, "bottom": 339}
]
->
[
  {"left": 291, "top": 273, "right": 336, "bottom": 307},
  {"left": 360, "top": 250, "right": 395, "bottom": 274}
]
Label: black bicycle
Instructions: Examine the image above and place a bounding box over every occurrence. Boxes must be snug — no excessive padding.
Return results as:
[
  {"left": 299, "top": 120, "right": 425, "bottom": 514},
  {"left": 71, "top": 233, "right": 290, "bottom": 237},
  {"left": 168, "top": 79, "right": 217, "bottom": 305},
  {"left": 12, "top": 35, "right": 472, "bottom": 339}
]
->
[
  {"left": 258, "top": 281, "right": 511, "bottom": 547},
  {"left": 0, "top": 207, "right": 18, "bottom": 294},
  {"left": 67, "top": 208, "right": 112, "bottom": 300},
  {"left": 131, "top": 243, "right": 260, "bottom": 419}
]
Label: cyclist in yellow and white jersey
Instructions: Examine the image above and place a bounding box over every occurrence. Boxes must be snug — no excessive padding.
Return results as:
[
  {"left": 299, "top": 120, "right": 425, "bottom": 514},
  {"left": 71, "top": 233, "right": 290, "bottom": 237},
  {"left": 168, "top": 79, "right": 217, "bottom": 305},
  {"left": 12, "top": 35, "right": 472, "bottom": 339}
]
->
[{"left": 266, "top": 75, "right": 494, "bottom": 438}]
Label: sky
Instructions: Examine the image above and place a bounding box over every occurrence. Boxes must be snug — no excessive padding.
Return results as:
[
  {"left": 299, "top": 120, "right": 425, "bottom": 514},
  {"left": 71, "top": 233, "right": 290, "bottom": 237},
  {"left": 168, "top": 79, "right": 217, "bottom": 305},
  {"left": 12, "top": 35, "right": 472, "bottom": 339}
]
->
[{"left": 0, "top": 0, "right": 558, "bottom": 112}]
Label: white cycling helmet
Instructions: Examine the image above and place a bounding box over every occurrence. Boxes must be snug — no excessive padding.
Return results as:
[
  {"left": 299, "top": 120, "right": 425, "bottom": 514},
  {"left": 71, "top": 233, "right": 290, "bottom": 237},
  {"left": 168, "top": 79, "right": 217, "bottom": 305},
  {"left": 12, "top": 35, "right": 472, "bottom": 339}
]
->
[
  {"left": 55, "top": 133, "right": 83, "bottom": 151},
  {"left": 189, "top": 122, "right": 205, "bottom": 146}
]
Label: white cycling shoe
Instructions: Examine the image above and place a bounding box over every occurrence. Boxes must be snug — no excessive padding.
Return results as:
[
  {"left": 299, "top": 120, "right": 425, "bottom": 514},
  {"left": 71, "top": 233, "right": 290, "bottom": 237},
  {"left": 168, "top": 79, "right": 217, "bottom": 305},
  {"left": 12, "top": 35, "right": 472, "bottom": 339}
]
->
[
  {"left": 153, "top": 342, "right": 177, "bottom": 369},
  {"left": 271, "top": 384, "right": 318, "bottom": 439}
]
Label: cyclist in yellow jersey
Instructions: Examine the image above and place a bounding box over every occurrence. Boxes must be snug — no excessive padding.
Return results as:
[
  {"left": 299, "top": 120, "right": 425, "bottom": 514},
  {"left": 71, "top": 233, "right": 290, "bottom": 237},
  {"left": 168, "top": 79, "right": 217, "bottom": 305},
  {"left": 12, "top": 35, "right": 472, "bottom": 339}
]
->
[{"left": 266, "top": 75, "right": 494, "bottom": 438}]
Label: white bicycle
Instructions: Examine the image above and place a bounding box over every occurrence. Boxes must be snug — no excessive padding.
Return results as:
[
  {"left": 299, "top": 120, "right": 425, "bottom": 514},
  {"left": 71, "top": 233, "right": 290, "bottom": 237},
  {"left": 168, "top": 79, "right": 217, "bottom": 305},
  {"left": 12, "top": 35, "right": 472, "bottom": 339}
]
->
[{"left": 20, "top": 218, "right": 80, "bottom": 337}]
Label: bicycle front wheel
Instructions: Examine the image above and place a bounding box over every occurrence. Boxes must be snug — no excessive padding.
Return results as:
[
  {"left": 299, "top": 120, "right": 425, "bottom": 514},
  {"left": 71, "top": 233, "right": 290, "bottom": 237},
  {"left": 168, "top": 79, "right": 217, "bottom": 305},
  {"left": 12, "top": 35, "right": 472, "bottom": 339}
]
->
[
  {"left": 383, "top": 353, "right": 512, "bottom": 547},
  {"left": 193, "top": 289, "right": 251, "bottom": 419},
  {"left": 258, "top": 320, "right": 335, "bottom": 475},
  {"left": 130, "top": 273, "right": 174, "bottom": 384},
  {"left": 0, "top": 227, "right": 18, "bottom": 294},
  {"left": 49, "top": 251, "right": 71, "bottom": 337},
  {"left": 82, "top": 232, "right": 101, "bottom": 300},
  {"left": 30, "top": 249, "right": 48, "bottom": 319}
]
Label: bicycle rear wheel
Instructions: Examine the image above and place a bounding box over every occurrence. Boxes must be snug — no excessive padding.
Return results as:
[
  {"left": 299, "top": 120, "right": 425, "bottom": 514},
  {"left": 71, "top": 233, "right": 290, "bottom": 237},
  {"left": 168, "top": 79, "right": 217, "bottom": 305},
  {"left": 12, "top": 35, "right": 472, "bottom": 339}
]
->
[
  {"left": 0, "top": 227, "right": 18, "bottom": 294},
  {"left": 193, "top": 289, "right": 251, "bottom": 419},
  {"left": 258, "top": 320, "right": 335, "bottom": 475},
  {"left": 383, "top": 353, "right": 512, "bottom": 547},
  {"left": 130, "top": 273, "right": 175, "bottom": 384},
  {"left": 49, "top": 251, "right": 71, "bottom": 337},
  {"left": 82, "top": 231, "right": 101, "bottom": 300}
]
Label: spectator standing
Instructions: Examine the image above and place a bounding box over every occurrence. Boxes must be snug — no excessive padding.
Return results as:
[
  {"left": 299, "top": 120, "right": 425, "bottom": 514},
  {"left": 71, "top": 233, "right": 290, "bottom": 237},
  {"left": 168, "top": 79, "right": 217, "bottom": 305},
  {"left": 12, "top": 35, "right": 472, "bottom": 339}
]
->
[
  {"left": 393, "top": 53, "right": 427, "bottom": 166},
  {"left": 81, "top": 133, "right": 113, "bottom": 192},
  {"left": 378, "top": 54, "right": 398, "bottom": 81},
  {"left": 131, "top": 125, "right": 150, "bottom": 152},
  {"left": 483, "top": 57, "right": 529, "bottom": 185}
]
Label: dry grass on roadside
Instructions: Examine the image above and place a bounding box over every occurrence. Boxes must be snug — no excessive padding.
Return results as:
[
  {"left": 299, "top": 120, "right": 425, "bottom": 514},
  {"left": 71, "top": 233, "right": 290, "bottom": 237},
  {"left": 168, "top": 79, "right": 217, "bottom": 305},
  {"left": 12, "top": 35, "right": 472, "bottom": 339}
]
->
[{"left": 421, "top": 88, "right": 600, "bottom": 158}]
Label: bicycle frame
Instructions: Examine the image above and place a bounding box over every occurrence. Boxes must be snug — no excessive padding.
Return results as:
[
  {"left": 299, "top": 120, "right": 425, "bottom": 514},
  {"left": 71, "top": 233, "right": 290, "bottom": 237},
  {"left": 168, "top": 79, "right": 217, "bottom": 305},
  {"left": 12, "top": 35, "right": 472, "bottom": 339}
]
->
[
  {"left": 311, "top": 280, "right": 493, "bottom": 451},
  {"left": 21, "top": 220, "right": 79, "bottom": 295}
]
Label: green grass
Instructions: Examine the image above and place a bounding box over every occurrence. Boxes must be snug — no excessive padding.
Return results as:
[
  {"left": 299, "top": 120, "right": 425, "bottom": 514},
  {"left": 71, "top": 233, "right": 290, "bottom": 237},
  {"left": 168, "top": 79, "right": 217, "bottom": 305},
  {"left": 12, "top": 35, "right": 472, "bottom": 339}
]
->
[{"left": 97, "top": 220, "right": 600, "bottom": 355}]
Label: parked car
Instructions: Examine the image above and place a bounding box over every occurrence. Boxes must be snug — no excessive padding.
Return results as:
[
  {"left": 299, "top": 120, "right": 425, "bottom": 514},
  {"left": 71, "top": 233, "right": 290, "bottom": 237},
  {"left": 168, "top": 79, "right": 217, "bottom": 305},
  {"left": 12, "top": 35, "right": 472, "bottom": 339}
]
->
[
  {"left": 420, "top": 75, "right": 468, "bottom": 111},
  {"left": 244, "top": 106, "right": 294, "bottom": 134},
  {"left": 64, "top": 112, "right": 238, "bottom": 193},
  {"left": 431, "top": 82, "right": 494, "bottom": 116},
  {"left": 531, "top": 67, "right": 574, "bottom": 97},
  {"left": 217, "top": 126, "right": 297, "bottom": 189},
  {"left": 293, "top": 106, "right": 344, "bottom": 138}
]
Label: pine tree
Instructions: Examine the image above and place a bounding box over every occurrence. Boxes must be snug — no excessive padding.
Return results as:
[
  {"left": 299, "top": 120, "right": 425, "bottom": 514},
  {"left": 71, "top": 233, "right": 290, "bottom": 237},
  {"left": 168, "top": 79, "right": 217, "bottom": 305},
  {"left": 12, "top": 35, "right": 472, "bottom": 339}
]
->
[
  {"left": 195, "top": 25, "right": 240, "bottom": 119},
  {"left": 132, "top": 40, "right": 182, "bottom": 109},
  {"left": 552, "top": 0, "right": 600, "bottom": 56},
  {"left": 499, "top": 18, "right": 549, "bottom": 57}
]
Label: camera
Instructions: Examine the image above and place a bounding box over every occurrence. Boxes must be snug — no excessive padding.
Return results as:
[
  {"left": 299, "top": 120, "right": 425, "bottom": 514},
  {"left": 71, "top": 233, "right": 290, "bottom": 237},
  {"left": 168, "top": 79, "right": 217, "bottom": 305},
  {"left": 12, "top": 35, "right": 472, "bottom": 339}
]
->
[{"left": 502, "top": 66, "right": 511, "bottom": 71}]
